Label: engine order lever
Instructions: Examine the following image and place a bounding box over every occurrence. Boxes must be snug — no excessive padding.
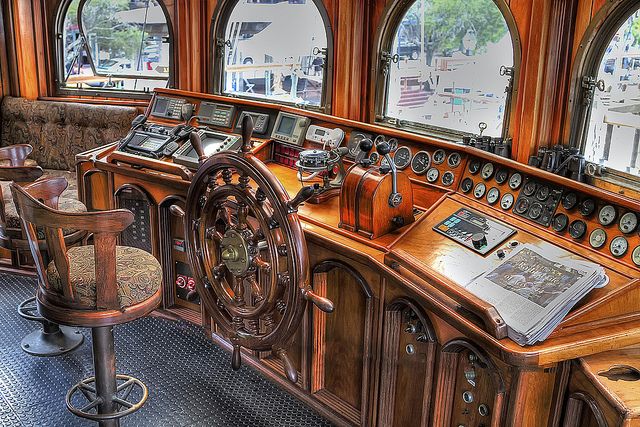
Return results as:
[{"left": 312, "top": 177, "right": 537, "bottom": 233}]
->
[
  {"left": 241, "top": 114, "right": 254, "bottom": 153},
  {"left": 375, "top": 140, "right": 401, "bottom": 207},
  {"left": 287, "top": 186, "right": 314, "bottom": 213},
  {"left": 190, "top": 132, "right": 208, "bottom": 164}
]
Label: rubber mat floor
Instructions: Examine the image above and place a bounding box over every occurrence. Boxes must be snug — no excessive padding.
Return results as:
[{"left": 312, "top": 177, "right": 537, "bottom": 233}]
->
[{"left": 0, "top": 273, "right": 333, "bottom": 426}]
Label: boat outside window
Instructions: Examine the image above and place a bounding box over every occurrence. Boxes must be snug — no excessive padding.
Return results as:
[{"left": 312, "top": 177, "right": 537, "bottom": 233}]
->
[
  {"left": 58, "top": 0, "right": 172, "bottom": 95},
  {"left": 383, "top": 0, "right": 515, "bottom": 138}
]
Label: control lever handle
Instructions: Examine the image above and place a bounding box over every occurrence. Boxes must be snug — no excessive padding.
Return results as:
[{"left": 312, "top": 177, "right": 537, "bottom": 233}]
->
[
  {"left": 303, "top": 288, "right": 334, "bottom": 313},
  {"left": 287, "top": 186, "right": 314, "bottom": 213},
  {"left": 190, "top": 131, "right": 208, "bottom": 164},
  {"left": 241, "top": 114, "right": 254, "bottom": 153},
  {"left": 359, "top": 137, "right": 374, "bottom": 154},
  {"left": 375, "top": 140, "right": 391, "bottom": 156},
  {"left": 375, "top": 140, "right": 401, "bottom": 208},
  {"left": 169, "top": 204, "right": 185, "bottom": 217}
]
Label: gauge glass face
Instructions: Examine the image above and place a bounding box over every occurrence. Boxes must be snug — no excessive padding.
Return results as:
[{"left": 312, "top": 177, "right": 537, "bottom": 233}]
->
[
  {"left": 632, "top": 246, "right": 640, "bottom": 266},
  {"left": 562, "top": 192, "right": 578, "bottom": 210},
  {"left": 535, "top": 186, "right": 550, "bottom": 201},
  {"left": 500, "top": 193, "right": 514, "bottom": 210},
  {"left": 523, "top": 181, "right": 537, "bottom": 197},
  {"left": 393, "top": 146, "right": 412, "bottom": 170},
  {"left": 589, "top": 228, "right": 607, "bottom": 249},
  {"left": 481, "top": 163, "right": 494, "bottom": 180},
  {"left": 528, "top": 202, "right": 543, "bottom": 220},
  {"left": 610, "top": 236, "right": 629, "bottom": 257},
  {"left": 426, "top": 167, "right": 440, "bottom": 183},
  {"left": 468, "top": 159, "right": 481, "bottom": 175},
  {"left": 461, "top": 178, "right": 474, "bottom": 193},
  {"left": 387, "top": 138, "right": 399, "bottom": 152},
  {"left": 495, "top": 169, "right": 509, "bottom": 185},
  {"left": 580, "top": 199, "right": 596, "bottom": 217},
  {"left": 552, "top": 213, "right": 568, "bottom": 232},
  {"left": 411, "top": 151, "right": 431, "bottom": 174},
  {"left": 442, "top": 171, "right": 455, "bottom": 187},
  {"left": 619, "top": 212, "right": 638, "bottom": 234},
  {"left": 569, "top": 220, "right": 587, "bottom": 239},
  {"left": 369, "top": 152, "right": 380, "bottom": 164},
  {"left": 380, "top": 157, "right": 390, "bottom": 169},
  {"left": 447, "top": 152, "right": 462, "bottom": 168},
  {"left": 474, "top": 182, "right": 487, "bottom": 199},
  {"left": 598, "top": 205, "right": 617, "bottom": 226},
  {"left": 486, "top": 187, "right": 500, "bottom": 205},
  {"left": 508, "top": 173, "right": 523, "bottom": 190},
  {"left": 514, "top": 198, "right": 530, "bottom": 214},
  {"left": 433, "top": 149, "right": 446, "bottom": 164}
]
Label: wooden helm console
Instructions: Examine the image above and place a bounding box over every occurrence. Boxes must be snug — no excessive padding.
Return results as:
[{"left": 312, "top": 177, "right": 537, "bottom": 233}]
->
[{"left": 181, "top": 116, "right": 333, "bottom": 383}]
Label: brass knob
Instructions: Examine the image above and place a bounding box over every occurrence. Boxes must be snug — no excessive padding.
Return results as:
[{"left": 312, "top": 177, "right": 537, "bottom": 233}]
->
[{"left": 221, "top": 247, "right": 239, "bottom": 262}]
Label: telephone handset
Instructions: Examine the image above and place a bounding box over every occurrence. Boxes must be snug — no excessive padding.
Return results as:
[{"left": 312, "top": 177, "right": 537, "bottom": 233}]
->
[{"left": 118, "top": 115, "right": 193, "bottom": 159}]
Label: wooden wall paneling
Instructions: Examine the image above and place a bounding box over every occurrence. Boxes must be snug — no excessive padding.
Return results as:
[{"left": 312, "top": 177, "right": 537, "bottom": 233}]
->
[
  {"left": 173, "top": 0, "right": 206, "bottom": 92},
  {"left": 10, "top": 0, "right": 38, "bottom": 99},
  {"left": 505, "top": 366, "right": 561, "bottom": 427},
  {"left": 0, "top": 1, "right": 10, "bottom": 97},
  {"left": 309, "top": 256, "right": 380, "bottom": 426},
  {"left": 510, "top": 0, "right": 552, "bottom": 163},
  {"left": 331, "top": 0, "right": 367, "bottom": 120}
]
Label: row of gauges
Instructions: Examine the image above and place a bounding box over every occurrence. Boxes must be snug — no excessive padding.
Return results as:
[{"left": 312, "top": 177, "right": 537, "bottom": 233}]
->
[
  {"left": 461, "top": 178, "right": 518, "bottom": 210},
  {"left": 390, "top": 147, "right": 462, "bottom": 187}
]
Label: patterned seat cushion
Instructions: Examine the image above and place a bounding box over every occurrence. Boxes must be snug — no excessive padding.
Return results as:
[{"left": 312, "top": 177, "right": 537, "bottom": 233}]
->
[
  {"left": 0, "top": 169, "right": 84, "bottom": 236},
  {"left": 46, "top": 245, "right": 162, "bottom": 309},
  {"left": 0, "top": 158, "right": 38, "bottom": 167}
]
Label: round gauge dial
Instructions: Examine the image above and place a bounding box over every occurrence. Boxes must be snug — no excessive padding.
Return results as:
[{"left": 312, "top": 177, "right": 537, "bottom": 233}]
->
[
  {"left": 369, "top": 152, "right": 380, "bottom": 164},
  {"left": 569, "top": 220, "right": 587, "bottom": 240},
  {"left": 632, "top": 246, "right": 640, "bottom": 267},
  {"left": 481, "top": 163, "right": 495, "bottom": 180},
  {"left": 589, "top": 228, "right": 607, "bottom": 249},
  {"left": 442, "top": 171, "right": 455, "bottom": 187},
  {"left": 508, "top": 173, "right": 523, "bottom": 190},
  {"left": 447, "top": 152, "right": 462, "bottom": 168},
  {"left": 523, "top": 181, "right": 537, "bottom": 197},
  {"left": 552, "top": 213, "right": 569, "bottom": 232},
  {"left": 411, "top": 151, "right": 431, "bottom": 174},
  {"left": 535, "top": 186, "right": 550, "bottom": 202},
  {"left": 528, "top": 202, "right": 544, "bottom": 220},
  {"left": 580, "top": 199, "right": 596, "bottom": 217},
  {"left": 495, "top": 169, "right": 509, "bottom": 185},
  {"left": 514, "top": 198, "right": 530, "bottom": 215},
  {"left": 619, "top": 212, "right": 638, "bottom": 234},
  {"left": 598, "top": 205, "right": 617, "bottom": 226},
  {"left": 380, "top": 157, "right": 390, "bottom": 169},
  {"left": 393, "top": 146, "right": 412, "bottom": 170},
  {"left": 468, "top": 159, "right": 481, "bottom": 175},
  {"left": 433, "top": 149, "right": 446, "bottom": 165},
  {"left": 610, "top": 236, "right": 629, "bottom": 258},
  {"left": 426, "top": 167, "right": 440, "bottom": 183},
  {"left": 461, "top": 178, "right": 474, "bottom": 193},
  {"left": 501, "top": 193, "right": 515, "bottom": 210},
  {"left": 474, "top": 182, "right": 487, "bottom": 199},
  {"left": 486, "top": 187, "right": 500, "bottom": 205},
  {"left": 562, "top": 192, "right": 579, "bottom": 210},
  {"left": 387, "top": 138, "right": 399, "bottom": 152}
]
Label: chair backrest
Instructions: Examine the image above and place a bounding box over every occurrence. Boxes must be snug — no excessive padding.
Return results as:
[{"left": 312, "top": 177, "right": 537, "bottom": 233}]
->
[
  {"left": 11, "top": 178, "right": 134, "bottom": 310},
  {"left": 0, "top": 144, "right": 43, "bottom": 182}
]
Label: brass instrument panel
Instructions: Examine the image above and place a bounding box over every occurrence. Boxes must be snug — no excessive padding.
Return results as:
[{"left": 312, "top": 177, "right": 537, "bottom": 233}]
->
[{"left": 459, "top": 158, "right": 640, "bottom": 269}]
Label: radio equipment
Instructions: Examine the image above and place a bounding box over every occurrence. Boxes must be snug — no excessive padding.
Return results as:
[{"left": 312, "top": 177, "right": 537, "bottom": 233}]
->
[
  {"left": 118, "top": 121, "right": 191, "bottom": 159},
  {"left": 172, "top": 129, "right": 241, "bottom": 169},
  {"left": 271, "top": 112, "right": 310, "bottom": 145}
]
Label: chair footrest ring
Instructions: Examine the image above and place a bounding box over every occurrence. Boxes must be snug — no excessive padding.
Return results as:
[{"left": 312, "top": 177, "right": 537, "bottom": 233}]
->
[
  {"left": 66, "top": 374, "right": 148, "bottom": 421},
  {"left": 17, "top": 297, "right": 45, "bottom": 323}
]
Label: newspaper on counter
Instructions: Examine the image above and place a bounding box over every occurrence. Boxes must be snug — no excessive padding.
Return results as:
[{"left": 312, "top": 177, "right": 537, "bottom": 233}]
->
[{"left": 464, "top": 243, "right": 608, "bottom": 346}]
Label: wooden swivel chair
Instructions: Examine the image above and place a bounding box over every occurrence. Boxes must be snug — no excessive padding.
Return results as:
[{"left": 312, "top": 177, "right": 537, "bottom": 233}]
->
[
  {"left": 0, "top": 145, "right": 87, "bottom": 356},
  {"left": 11, "top": 177, "right": 163, "bottom": 427}
]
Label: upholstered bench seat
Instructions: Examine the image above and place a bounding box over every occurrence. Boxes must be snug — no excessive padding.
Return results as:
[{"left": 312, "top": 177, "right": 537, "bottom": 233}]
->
[{"left": 46, "top": 245, "right": 162, "bottom": 309}]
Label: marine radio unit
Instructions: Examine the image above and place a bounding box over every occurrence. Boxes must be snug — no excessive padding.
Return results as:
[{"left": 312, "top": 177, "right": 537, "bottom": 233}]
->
[{"left": 118, "top": 122, "right": 192, "bottom": 159}]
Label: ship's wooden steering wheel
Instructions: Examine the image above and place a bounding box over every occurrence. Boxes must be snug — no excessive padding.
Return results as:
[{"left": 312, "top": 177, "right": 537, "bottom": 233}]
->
[{"left": 180, "top": 116, "right": 333, "bottom": 383}]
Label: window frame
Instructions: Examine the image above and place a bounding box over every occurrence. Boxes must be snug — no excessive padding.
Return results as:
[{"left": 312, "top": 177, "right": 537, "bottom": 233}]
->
[
  {"left": 371, "top": 0, "right": 522, "bottom": 141},
  {"left": 569, "top": 0, "right": 640, "bottom": 188},
  {"left": 209, "top": 0, "right": 334, "bottom": 113},
  {"left": 54, "top": 0, "right": 175, "bottom": 99}
]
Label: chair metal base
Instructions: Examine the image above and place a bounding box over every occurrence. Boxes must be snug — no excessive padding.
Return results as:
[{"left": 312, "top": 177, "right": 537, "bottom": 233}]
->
[
  {"left": 21, "top": 325, "right": 84, "bottom": 357},
  {"left": 66, "top": 374, "right": 148, "bottom": 424},
  {"left": 18, "top": 297, "right": 84, "bottom": 357}
]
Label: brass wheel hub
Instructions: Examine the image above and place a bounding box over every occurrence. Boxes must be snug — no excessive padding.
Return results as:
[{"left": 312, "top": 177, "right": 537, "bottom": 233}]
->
[{"left": 220, "top": 229, "right": 254, "bottom": 276}]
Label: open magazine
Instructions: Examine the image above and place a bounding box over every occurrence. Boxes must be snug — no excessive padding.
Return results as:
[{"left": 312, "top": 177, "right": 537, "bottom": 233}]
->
[{"left": 464, "top": 243, "right": 608, "bottom": 346}]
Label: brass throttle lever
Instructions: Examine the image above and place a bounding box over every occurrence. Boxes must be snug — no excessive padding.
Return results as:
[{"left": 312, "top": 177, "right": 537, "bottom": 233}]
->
[{"left": 190, "top": 131, "right": 208, "bottom": 164}]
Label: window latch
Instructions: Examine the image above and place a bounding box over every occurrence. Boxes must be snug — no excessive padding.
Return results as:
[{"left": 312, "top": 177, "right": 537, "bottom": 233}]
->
[
  {"left": 581, "top": 76, "right": 605, "bottom": 105},
  {"left": 216, "top": 39, "right": 232, "bottom": 57},
  {"left": 380, "top": 51, "right": 399, "bottom": 76},
  {"left": 312, "top": 47, "right": 327, "bottom": 58}
]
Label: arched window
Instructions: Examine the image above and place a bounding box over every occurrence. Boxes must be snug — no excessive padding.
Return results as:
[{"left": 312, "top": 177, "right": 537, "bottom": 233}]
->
[
  {"left": 56, "top": 0, "right": 173, "bottom": 96},
  {"left": 212, "top": 0, "right": 333, "bottom": 110},
  {"left": 375, "top": 0, "right": 519, "bottom": 140},
  {"left": 572, "top": 0, "right": 640, "bottom": 180}
]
